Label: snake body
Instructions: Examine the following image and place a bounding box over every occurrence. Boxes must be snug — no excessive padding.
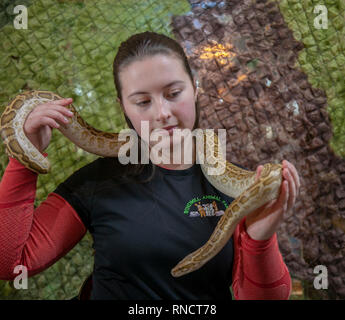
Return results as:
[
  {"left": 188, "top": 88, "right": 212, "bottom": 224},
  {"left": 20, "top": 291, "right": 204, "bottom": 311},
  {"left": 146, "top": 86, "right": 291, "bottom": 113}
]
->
[{"left": 0, "top": 90, "right": 283, "bottom": 277}]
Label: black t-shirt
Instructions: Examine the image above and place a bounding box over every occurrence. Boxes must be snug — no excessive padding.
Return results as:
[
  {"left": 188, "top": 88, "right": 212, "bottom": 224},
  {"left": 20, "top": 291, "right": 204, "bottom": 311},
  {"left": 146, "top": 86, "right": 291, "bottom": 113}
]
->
[{"left": 53, "top": 157, "right": 244, "bottom": 300}]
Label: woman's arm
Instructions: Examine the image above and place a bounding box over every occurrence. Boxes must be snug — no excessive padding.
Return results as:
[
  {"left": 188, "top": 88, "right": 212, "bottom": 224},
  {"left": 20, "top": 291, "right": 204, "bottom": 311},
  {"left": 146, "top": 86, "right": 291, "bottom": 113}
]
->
[
  {"left": 231, "top": 159, "right": 299, "bottom": 299},
  {"left": 232, "top": 218, "right": 291, "bottom": 300},
  {"left": 0, "top": 154, "right": 87, "bottom": 280}
]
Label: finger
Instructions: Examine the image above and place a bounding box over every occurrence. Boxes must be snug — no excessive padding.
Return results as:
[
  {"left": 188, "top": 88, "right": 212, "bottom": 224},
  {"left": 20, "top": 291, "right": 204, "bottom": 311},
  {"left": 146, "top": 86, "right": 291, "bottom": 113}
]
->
[
  {"left": 255, "top": 165, "right": 263, "bottom": 182},
  {"left": 283, "top": 160, "right": 300, "bottom": 195},
  {"left": 35, "top": 104, "right": 73, "bottom": 120},
  {"left": 283, "top": 168, "right": 296, "bottom": 212},
  {"left": 277, "top": 180, "right": 289, "bottom": 212},
  {"left": 283, "top": 180, "right": 289, "bottom": 211},
  {"left": 50, "top": 104, "right": 74, "bottom": 117},
  {"left": 35, "top": 101, "right": 74, "bottom": 117},
  {"left": 40, "top": 116, "right": 61, "bottom": 129},
  {"left": 49, "top": 98, "right": 73, "bottom": 106},
  {"left": 40, "top": 109, "right": 70, "bottom": 125}
]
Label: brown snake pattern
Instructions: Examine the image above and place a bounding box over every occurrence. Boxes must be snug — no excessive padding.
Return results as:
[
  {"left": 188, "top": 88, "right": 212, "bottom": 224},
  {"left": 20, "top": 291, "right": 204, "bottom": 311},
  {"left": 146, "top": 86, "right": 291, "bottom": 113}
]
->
[{"left": 0, "top": 90, "right": 283, "bottom": 277}]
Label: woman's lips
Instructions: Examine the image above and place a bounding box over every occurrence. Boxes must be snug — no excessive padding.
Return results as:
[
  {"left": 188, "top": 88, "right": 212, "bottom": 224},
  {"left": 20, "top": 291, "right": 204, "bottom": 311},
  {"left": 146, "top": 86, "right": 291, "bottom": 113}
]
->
[
  {"left": 161, "top": 125, "right": 178, "bottom": 135},
  {"left": 163, "top": 125, "right": 177, "bottom": 130}
]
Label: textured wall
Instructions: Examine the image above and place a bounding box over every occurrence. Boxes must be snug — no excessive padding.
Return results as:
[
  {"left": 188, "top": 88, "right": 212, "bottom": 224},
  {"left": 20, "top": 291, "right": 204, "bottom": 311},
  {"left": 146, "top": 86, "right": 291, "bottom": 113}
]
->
[{"left": 171, "top": 0, "right": 345, "bottom": 299}]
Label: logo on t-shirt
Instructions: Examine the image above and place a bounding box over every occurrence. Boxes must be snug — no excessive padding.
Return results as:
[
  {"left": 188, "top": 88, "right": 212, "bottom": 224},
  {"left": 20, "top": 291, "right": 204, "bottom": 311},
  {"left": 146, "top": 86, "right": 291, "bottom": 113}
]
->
[{"left": 183, "top": 195, "right": 229, "bottom": 218}]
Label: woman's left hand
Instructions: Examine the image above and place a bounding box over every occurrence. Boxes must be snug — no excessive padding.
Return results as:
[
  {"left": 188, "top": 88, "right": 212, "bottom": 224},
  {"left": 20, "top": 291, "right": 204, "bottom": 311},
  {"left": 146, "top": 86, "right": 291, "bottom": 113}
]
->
[{"left": 245, "top": 160, "right": 301, "bottom": 241}]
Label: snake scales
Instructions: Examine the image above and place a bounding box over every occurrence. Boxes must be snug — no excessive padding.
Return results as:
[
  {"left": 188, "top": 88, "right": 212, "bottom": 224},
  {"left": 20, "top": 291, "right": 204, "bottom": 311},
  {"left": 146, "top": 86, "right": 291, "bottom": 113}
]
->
[{"left": 0, "top": 90, "right": 283, "bottom": 277}]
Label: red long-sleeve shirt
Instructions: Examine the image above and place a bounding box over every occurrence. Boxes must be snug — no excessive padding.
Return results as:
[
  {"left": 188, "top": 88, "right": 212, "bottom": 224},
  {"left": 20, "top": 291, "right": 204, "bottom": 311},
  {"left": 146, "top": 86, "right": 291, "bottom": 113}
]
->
[{"left": 0, "top": 155, "right": 291, "bottom": 299}]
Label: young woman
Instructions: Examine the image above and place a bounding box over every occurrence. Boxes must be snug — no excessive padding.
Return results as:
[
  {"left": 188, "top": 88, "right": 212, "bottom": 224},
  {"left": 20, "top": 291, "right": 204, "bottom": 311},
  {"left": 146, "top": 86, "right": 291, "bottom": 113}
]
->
[{"left": 0, "top": 31, "right": 300, "bottom": 300}]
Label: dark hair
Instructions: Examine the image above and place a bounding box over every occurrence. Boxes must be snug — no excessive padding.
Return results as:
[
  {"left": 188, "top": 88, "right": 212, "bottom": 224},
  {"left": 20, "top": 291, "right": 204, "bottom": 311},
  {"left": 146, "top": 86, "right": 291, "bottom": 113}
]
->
[{"left": 112, "top": 31, "right": 200, "bottom": 184}]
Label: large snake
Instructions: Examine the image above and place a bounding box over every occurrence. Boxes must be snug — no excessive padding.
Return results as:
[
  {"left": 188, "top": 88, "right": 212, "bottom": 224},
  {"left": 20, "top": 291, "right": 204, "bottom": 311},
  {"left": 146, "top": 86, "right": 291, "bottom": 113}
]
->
[{"left": 0, "top": 90, "right": 283, "bottom": 277}]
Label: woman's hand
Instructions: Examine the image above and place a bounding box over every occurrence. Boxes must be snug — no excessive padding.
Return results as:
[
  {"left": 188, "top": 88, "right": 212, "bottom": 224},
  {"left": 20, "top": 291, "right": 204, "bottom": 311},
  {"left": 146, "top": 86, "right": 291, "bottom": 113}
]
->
[
  {"left": 245, "top": 160, "right": 301, "bottom": 241},
  {"left": 23, "top": 98, "right": 74, "bottom": 154}
]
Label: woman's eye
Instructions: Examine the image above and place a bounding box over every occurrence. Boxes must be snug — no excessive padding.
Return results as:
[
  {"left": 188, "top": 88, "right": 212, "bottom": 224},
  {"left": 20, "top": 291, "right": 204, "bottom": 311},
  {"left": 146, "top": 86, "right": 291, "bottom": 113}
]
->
[
  {"left": 137, "top": 101, "right": 150, "bottom": 106},
  {"left": 169, "top": 91, "right": 181, "bottom": 98},
  {"left": 136, "top": 91, "right": 181, "bottom": 106}
]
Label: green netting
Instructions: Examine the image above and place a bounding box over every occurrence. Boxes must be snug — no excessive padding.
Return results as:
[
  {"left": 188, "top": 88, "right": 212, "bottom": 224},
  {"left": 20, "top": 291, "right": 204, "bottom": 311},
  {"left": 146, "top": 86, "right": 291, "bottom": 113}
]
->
[
  {"left": 0, "top": 0, "right": 190, "bottom": 300},
  {"left": 278, "top": 0, "right": 345, "bottom": 157}
]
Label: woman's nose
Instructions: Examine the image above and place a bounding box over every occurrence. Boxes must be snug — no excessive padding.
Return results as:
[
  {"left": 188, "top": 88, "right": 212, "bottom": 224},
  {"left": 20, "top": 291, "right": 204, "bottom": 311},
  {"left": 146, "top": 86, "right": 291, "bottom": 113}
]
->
[{"left": 155, "top": 99, "right": 171, "bottom": 121}]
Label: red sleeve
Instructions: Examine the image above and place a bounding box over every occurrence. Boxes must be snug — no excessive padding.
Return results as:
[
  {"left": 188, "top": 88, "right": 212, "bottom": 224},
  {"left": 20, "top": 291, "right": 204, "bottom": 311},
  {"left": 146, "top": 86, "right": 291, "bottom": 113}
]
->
[
  {"left": 0, "top": 154, "right": 87, "bottom": 281},
  {"left": 232, "top": 218, "right": 292, "bottom": 300}
]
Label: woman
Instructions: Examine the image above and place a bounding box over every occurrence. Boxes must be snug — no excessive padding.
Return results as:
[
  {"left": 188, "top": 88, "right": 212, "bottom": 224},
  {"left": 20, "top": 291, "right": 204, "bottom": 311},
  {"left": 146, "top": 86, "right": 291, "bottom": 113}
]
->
[{"left": 0, "top": 31, "right": 300, "bottom": 299}]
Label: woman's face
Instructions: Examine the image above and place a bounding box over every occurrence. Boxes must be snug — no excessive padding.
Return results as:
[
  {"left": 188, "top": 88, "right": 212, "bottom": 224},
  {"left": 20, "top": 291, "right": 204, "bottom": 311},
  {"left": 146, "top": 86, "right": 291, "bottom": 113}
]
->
[{"left": 118, "top": 54, "right": 197, "bottom": 151}]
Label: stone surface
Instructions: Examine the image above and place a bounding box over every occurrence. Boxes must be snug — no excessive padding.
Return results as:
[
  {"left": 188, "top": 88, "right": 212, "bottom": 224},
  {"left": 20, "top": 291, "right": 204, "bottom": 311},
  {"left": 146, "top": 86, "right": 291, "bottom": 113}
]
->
[{"left": 172, "top": 0, "right": 345, "bottom": 299}]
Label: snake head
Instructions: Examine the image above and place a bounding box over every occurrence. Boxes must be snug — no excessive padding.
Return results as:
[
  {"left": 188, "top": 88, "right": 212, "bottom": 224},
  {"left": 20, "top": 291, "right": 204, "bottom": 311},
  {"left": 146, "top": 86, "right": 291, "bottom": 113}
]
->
[
  {"left": 261, "top": 163, "right": 283, "bottom": 178},
  {"left": 171, "top": 262, "right": 195, "bottom": 278}
]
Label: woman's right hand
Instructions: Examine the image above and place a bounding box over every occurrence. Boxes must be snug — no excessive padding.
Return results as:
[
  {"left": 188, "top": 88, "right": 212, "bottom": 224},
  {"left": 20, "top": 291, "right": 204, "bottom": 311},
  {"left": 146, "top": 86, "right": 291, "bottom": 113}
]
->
[{"left": 23, "top": 98, "right": 74, "bottom": 154}]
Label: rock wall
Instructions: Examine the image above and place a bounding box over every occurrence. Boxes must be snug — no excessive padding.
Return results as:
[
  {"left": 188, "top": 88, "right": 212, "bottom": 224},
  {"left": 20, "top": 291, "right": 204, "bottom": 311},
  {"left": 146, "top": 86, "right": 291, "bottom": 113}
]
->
[{"left": 171, "top": 0, "right": 345, "bottom": 299}]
